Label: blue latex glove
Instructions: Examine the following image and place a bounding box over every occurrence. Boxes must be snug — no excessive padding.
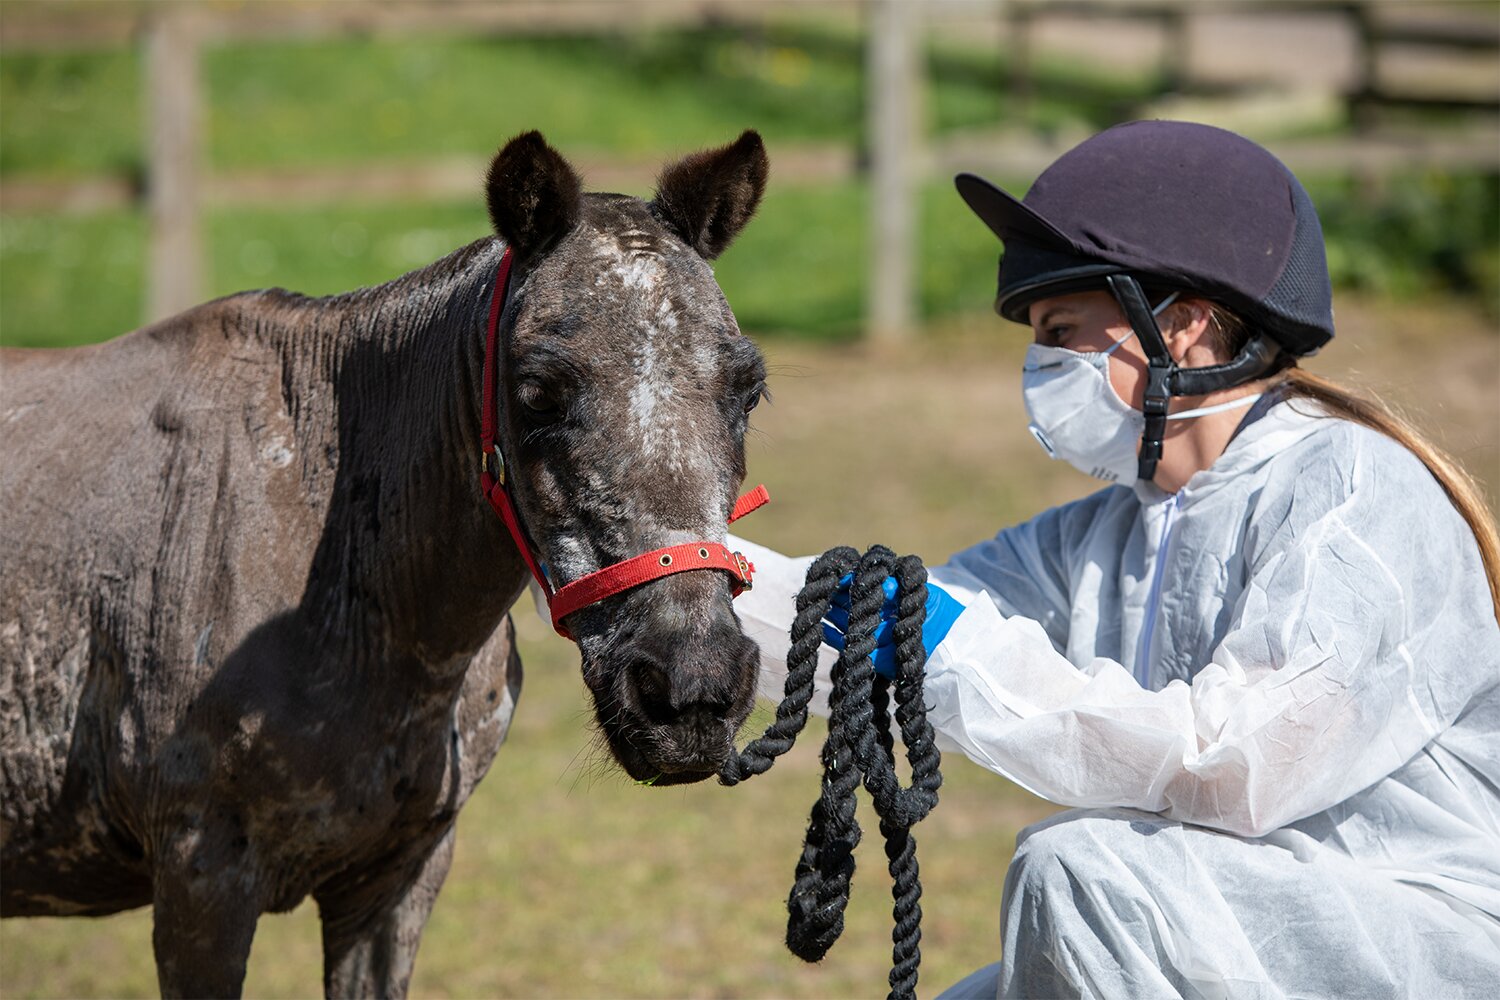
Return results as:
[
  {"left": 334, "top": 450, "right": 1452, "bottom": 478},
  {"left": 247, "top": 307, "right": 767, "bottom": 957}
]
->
[{"left": 821, "top": 574, "right": 964, "bottom": 678}]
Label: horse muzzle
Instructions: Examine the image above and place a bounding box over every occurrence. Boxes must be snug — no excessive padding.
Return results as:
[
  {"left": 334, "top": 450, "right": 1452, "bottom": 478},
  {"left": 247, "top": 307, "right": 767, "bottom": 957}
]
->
[{"left": 584, "top": 583, "right": 761, "bottom": 785}]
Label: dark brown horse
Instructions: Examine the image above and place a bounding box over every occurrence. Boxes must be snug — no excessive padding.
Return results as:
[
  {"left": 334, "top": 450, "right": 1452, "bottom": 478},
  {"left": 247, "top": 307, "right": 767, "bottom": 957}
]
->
[{"left": 0, "top": 130, "right": 770, "bottom": 997}]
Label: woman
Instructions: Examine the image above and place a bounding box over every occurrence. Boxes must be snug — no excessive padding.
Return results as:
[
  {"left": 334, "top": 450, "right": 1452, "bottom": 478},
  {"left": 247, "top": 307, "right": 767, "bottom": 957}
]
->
[{"left": 731, "top": 120, "right": 1500, "bottom": 997}]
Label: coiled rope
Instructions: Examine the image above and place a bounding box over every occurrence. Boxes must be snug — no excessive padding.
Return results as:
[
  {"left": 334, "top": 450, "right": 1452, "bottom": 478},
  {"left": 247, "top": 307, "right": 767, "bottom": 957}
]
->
[{"left": 720, "top": 545, "right": 943, "bottom": 1000}]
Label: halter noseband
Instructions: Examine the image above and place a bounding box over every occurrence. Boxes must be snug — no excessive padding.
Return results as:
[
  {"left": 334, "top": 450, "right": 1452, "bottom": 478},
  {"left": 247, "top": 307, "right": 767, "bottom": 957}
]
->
[{"left": 478, "top": 246, "right": 769, "bottom": 640}]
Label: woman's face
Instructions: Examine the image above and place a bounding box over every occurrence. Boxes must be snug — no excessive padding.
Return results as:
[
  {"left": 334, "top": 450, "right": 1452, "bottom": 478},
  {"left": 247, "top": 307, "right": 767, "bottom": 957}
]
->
[{"left": 1028, "top": 290, "right": 1151, "bottom": 410}]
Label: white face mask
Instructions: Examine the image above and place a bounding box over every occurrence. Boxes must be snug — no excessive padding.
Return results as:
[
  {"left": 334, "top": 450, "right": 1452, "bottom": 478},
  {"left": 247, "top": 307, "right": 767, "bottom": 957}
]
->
[{"left": 1021, "top": 294, "right": 1261, "bottom": 484}]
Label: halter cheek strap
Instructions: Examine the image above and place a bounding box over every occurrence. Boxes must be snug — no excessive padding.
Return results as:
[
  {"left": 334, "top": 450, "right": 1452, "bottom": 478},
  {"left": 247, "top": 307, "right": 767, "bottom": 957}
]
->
[{"left": 478, "top": 246, "right": 770, "bottom": 640}]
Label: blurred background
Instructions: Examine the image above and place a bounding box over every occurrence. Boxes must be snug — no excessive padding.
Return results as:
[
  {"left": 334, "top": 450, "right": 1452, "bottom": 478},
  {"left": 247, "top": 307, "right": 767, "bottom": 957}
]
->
[{"left": 1, "top": 1, "right": 1496, "bottom": 996}]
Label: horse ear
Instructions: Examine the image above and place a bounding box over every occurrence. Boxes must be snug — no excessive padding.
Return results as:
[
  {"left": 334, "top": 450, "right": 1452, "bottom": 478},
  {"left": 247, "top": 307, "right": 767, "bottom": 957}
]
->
[
  {"left": 651, "top": 130, "right": 769, "bottom": 260},
  {"left": 486, "top": 131, "right": 582, "bottom": 257}
]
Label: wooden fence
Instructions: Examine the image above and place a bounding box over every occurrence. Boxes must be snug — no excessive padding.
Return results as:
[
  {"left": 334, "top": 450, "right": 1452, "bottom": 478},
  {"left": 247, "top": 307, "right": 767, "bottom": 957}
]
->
[{"left": 2, "top": 0, "right": 1496, "bottom": 337}]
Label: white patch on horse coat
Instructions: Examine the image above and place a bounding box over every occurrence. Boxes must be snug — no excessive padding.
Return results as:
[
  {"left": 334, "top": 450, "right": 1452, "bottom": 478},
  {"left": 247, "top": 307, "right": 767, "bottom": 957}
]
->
[
  {"left": 583, "top": 226, "right": 726, "bottom": 531},
  {"left": 4, "top": 402, "right": 39, "bottom": 424},
  {"left": 545, "top": 534, "right": 594, "bottom": 586},
  {"left": 193, "top": 623, "right": 214, "bottom": 666},
  {"left": 628, "top": 339, "right": 672, "bottom": 454},
  {"left": 588, "top": 231, "right": 665, "bottom": 295},
  {"left": 259, "top": 437, "right": 294, "bottom": 468},
  {"left": 615, "top": 257, "right": 662, "bottom": 291}
]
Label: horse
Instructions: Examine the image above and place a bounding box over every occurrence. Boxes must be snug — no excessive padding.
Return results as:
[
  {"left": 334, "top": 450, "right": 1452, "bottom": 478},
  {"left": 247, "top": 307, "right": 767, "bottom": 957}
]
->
[{"left": 0, "top": 129, "right": 771, "bottom": 998}]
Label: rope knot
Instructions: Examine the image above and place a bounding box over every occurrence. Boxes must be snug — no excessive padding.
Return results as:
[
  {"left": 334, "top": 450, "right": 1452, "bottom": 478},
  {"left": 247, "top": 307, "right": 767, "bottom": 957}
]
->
[{"left": 721, "top": 545, "right": 943, "bottom": 1000}]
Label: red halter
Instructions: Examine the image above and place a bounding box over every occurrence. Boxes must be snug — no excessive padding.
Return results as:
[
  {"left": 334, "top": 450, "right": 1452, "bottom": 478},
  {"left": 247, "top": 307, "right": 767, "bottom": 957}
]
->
[{"left": 478, "top": 247, "right": 769, "bottom": 640}]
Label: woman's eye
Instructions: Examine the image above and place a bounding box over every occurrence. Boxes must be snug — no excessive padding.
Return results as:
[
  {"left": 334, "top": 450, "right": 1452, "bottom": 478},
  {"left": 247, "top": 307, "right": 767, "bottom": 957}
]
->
[{"left": 1046, "top": 325, "right": 1071, "bottom": 344}]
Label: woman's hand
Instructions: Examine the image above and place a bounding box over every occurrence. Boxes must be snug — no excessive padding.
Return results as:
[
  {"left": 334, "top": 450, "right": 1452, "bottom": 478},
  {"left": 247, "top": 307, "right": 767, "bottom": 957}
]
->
[{"left": 820, "top": 574, "right": 965, "bottom": 677}]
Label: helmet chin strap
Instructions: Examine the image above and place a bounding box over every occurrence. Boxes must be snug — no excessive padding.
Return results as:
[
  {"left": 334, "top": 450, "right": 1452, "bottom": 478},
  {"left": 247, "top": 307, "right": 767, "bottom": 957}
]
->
[{"left": 1105, "top": 274, "right": 1285, "bottom": 482}]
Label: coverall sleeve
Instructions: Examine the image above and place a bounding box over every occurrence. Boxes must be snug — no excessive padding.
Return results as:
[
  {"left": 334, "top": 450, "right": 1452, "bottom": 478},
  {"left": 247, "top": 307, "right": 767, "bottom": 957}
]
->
[
  {"left": 923, "top": 431, "right": 1499, "bottom": 837},
  {"left": 926, "top": 494, "right": 1108, "bottom": 653},
  {"left": 727, "top": 538, "right": 838, "bottom": 712},
  {"left": 729, "top": 494, "right": 1096, "bottom": 713}
]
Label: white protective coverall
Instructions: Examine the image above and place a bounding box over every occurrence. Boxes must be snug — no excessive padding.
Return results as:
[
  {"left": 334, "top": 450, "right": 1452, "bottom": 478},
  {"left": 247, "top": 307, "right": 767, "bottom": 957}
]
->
[{"left": 731, "top": 399, "right": 1500, "bottom": 998}]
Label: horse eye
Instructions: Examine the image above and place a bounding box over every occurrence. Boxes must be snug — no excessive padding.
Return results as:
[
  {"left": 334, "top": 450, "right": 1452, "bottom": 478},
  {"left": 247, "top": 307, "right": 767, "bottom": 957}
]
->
[
  {"left": 518, "top": 381, "right": 559, "bottom": 418},
  {"left": 743, "top": 384, "right": 765, "bottom": 415}
]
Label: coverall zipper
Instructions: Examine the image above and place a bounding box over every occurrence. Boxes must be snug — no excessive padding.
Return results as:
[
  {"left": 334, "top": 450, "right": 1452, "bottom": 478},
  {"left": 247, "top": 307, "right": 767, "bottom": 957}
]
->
[{"left": 1134, "top": 491, "right": 1182, "bottom": 687}]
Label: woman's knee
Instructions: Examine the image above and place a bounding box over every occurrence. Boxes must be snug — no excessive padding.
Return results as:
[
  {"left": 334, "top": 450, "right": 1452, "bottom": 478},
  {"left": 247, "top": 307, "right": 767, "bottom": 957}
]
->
[
  {"left": 1007, "top": 807, "right": 1175, "bottom": 901},
  {"left": 999, "top": 809, "right": 1194, "bottom": 998}
]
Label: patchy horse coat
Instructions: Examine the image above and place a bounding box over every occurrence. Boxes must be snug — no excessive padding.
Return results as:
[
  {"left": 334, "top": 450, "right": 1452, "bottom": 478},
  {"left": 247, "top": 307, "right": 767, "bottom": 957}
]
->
[{"left": 0, "top": 130, "right": 769, "bottom": 998}]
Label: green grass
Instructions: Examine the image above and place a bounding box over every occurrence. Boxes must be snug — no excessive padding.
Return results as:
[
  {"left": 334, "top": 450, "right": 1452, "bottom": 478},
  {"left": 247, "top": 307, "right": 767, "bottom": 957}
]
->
[
  {"left": 0, "top": 209, "right": 146, "bottom": 346},
  {"left": 7, "top": 166, "right": 1494, "bottom": 349},
  {"left": 203, "top": 30, "right": 854, "bottom": 170},
  {"left": 1310, "top": 170, "right": 1500, "bottom": 309},
  {"left": 6, "top": 15, "right": 1489, "bottom": 343},
  {"left": 1, "top": 19, "right": 1154, "bottom": 178},
  {"left": 208, "top": 200, "right": 494, "bottom": 301},
  {"left": 0, "top": 47, "right": 141, "bottom": 177},
  {"left": 0, "top": 175, "right": 1013, "bottom": 348}
]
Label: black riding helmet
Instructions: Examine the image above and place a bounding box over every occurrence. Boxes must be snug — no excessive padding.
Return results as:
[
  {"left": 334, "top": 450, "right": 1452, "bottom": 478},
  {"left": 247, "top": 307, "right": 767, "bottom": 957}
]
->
[{"left": 956, "top": 120, "right": 1334, "bottom": 481}]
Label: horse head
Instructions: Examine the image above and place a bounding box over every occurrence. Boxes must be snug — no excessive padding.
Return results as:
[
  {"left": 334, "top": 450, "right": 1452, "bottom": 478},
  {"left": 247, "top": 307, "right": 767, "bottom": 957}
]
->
[{"left": 485, "top": 130, "right": 770, "bottom": 785}]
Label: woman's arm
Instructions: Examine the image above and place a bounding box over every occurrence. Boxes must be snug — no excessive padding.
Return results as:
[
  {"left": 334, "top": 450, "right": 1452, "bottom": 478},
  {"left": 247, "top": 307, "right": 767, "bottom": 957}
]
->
[
  {"left": 925, "top": 435, "right": 1499, "bottom": 837},
  {"left": 730, "top": 486, "right": 1122, "bottom": 702}
]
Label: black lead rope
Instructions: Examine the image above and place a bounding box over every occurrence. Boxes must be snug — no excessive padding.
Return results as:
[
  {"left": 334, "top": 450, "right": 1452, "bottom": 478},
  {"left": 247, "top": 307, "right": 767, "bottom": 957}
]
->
[{"left": 720, "top": 545, "right": 943, "bottom": 1000}]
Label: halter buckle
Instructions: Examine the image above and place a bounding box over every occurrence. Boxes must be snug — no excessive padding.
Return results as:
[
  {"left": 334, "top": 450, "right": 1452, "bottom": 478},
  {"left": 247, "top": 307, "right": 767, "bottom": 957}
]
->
[
  {"left": 733, "top": 552, "right": 755, "bottom": 590},
  {"left": 482, "top": 446, "right": 507, "bottom": 485}
]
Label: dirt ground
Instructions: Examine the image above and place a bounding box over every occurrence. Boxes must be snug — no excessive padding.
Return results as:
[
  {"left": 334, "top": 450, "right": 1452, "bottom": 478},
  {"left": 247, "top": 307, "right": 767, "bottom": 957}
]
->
[{"left": 0, "top": 292, "right": 1495, "bottom": 998}]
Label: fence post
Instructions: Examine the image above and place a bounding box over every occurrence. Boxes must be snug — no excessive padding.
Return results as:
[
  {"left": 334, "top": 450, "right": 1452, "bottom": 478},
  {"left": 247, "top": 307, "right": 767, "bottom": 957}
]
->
[
  {"left": 146, "top": 8, "right": 203, "bottom": 322},
  {"left": 866, "top": 0, "right": 921, "bottom": 344},
  {"left": 1008, "top": 0, "right": 1033, "bottom": 124}
]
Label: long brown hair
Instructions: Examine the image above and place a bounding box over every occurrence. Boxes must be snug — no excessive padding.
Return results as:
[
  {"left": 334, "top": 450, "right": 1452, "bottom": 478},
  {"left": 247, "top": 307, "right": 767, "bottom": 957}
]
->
[{"left": 1204, "top": 304, "right": 1500, "bottom": 621}]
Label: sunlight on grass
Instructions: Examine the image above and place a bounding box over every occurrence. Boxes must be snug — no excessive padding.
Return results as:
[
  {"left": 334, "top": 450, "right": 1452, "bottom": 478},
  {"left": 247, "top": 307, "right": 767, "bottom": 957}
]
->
[
  {"left": 0, "top": 176, "right": 1013, "bottom": 348},
  {"left": 0, "top": 209, "right": 145, "bottom": 347},
  {"left": 0, "top": 19, "right": 1154, "bottom": 178}
]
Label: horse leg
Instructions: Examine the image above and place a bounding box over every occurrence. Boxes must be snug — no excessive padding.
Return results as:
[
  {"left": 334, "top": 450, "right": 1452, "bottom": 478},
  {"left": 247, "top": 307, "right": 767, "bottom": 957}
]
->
[
  {"left": 316, "top": 824, "right": 456, "bottom": 1000},
  {"left": 150, "top": 827, "right": 262, "bottom": 999}
]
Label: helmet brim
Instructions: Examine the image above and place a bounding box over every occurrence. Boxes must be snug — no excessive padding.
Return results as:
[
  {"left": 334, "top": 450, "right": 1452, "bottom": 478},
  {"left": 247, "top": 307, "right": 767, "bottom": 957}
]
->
[
  {"left": 955, "top": 173, "right": 1073, "bottom": 250},
  {"left": 957, "top": 173, "right": 1136, "bottom": 324},
  {"left": 995, "top": 262, "right": 1132, "bottom": 324}
]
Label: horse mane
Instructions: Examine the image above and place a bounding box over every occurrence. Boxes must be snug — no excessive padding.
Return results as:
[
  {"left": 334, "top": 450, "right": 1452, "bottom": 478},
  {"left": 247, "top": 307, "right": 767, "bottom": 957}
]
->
[{"left": 235, "top": 235, "right": 506, "bottom": 350}]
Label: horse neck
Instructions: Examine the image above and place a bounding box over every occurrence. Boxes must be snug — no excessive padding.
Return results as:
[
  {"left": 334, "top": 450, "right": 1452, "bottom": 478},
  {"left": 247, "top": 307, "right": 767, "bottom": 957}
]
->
[{"left": 275, "top": 238, "right": 530, "bottom": 674}]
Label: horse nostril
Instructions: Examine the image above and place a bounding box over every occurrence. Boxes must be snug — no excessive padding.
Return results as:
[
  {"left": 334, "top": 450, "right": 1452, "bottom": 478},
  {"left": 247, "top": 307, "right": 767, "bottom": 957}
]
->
[{"left": 626, "top": 655, "right": 675, "bottom": 724}]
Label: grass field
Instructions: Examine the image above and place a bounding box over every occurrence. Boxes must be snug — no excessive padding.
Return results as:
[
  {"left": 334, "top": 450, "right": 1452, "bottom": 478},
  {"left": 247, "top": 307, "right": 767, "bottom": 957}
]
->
[
  {"left": 2, "top": 14, "right": 1498, "bottom": 999},
  {"left": 0, "top": 179, "right": 1009, "bottom": 348},
  {"left": 0, "top": 19, "right": 1154, "bottom": 177},
  {"left": 3, "top": 16, "right": 1495, "bottom": 347},
  {"left": 4, "top": 169, "right": 1496, "bottom": 349},
  {"left": 0, "top": 15, "right": 1141, "bottom": 347},
  {"left": 1, "top": 292, "right": 1495, "bottom": 998}
]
